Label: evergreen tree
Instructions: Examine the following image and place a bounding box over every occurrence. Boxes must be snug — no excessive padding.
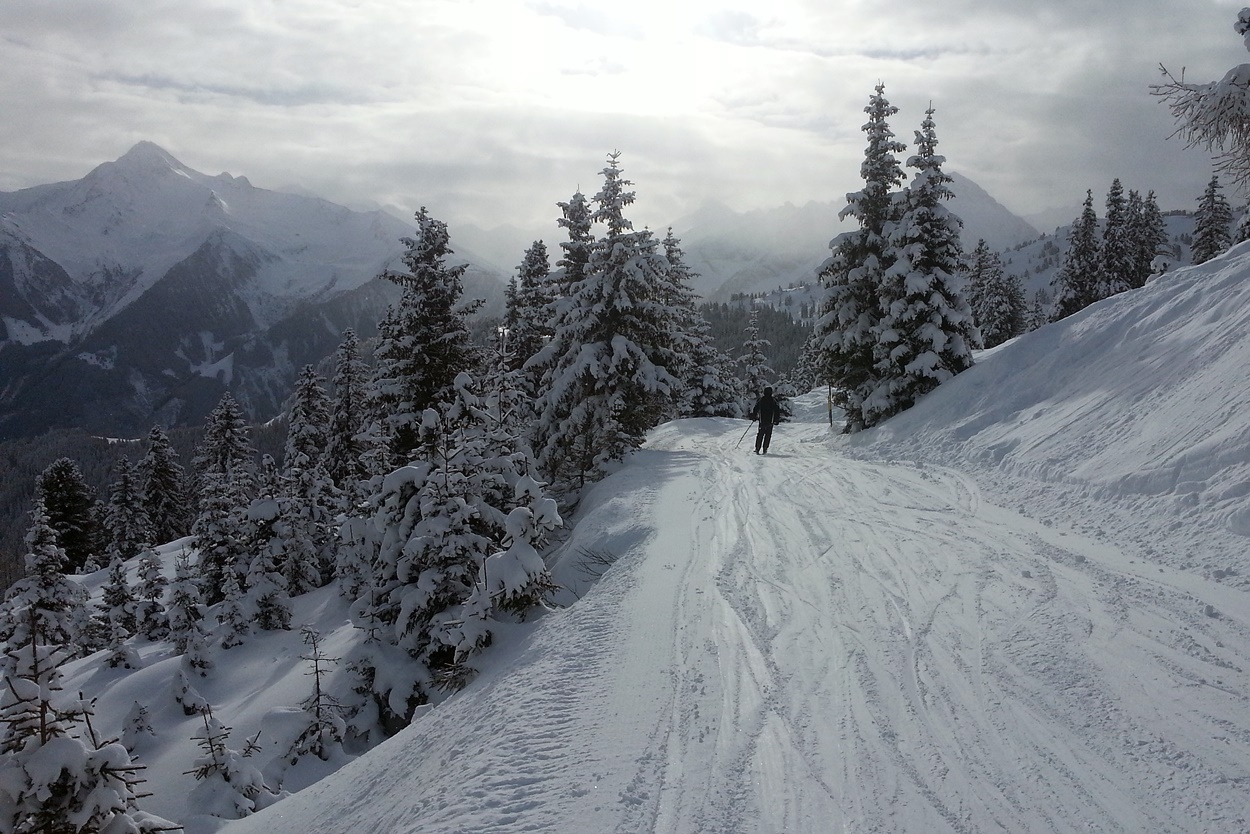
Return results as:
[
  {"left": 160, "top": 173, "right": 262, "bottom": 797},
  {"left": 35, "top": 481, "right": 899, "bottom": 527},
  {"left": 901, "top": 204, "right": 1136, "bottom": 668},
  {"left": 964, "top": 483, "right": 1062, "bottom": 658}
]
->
[
  {"left": 324, "top": 329, "right": 371, "bottom": 498},
  {"left": 216, "top": 569, "right": 252, "bottom": 650},
  {"left": 192, "top": 394, "right": 254, "bottom": 481},
  {"left": 191, "top": 465, "right": 252, "bottom": 607},
  {"left": 866, "top": 105, "right": 976, "bottom": 425},
  {"left": 0, "top": 500, "right": 88, "bottom": 671},
  {"left": 134, "top": 547, "right": 169, "bottom": 641},
  {"left": 530, "top": 152, "right": 681, "bottom": 492},
  {"left": 1192, "top": 174, "right": 1234, "bottom": 263},
  {"left": 167, "top": 551, "right": 207, "bottom": 659},
  {"left": 814, "top": 83, "right": 906, "bottom": 432},
  {"left": 555, "top": 191, "right": 594, "bottom": 298},
  {"left": 966, "top": 239, "right": 1026, "bottom": 348},
  {"left": 738, "top": 307, "right": 776, "bottom": 409},
  {"left": 278, "top": 366, "right": 339, "bottom": 592},
  {"left": 34, "top": 457, "right": 102, "bottom": 574},
  {"left": 104, "top": 456, "right": 153, "bottom": 563},
  {"left": 1100, "top": 178, "right": 1135, "bottom": 297},
  {"left": 1136, "top": 191, "right": 1169, "bottom": 284},
  {"left": 509, "top": 240, "right": 554, "bottom": 372},
  {"left": 284, "top": 627, "right": 346, "bottom": 764},
  {"left": 0, "top": 612, "right": 178, "bottom": 834},
  {"left": 139, "top": 425, "right": 190, "bottom": 545},
  {"left": 371, "top": 207, "right": 482, "bottom": 463},
  {"left": 1051, "top": 190, "right": 1103, "bottom": 321},
  {"left": 99, "top": 556, "right": 137, "bottom": 638},
  {"left": 185, "top": 708, "right": 282, "bottom": 819}
]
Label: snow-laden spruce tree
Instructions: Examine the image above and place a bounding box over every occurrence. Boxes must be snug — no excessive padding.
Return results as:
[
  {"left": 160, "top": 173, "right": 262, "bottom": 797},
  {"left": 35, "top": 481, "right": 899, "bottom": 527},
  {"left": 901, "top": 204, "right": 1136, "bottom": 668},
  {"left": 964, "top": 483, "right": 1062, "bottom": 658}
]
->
[
  {"left": 35, "top": 457, "right": 102, "bottom": 574},
  {"left": 865, "top": 106, "right": 977, "bottom": 425},
  {"left": 134, "top": 547, "right": 169, "bottom": 641},
  {"left": 1153, "top": 8, "right": 1250, "bottom": 190},
  {"left": 1133, "top": 190, "right": 1170, "bottom": 283},
  {"left": 344, "top": 372, "right": 560, "bottom": 731},
  {"left": 139, "top": 424, "right": 191, "bottom": 545},
  {"left": 814, "top": 83, "right": 907, "bottom": 432},
  {"left": 192, "top": 393, "right": 254, "bottom": 482},
  {"left": 191, "top": 463, "right": 252, "bottom": 607},
  {"left": 277, "top": 365, "right": 339, "bottom": 594},
  {"left": 98, "top": 556, "right": 139, "bottom": 667},
  {"left": 104, "top": 456, "right": 153, "bottom": 564},
  {"left": 185, "top": 708, "right": 283, "bottom": 820},
  {"left": 965, "top": 239, "right": 1026, "bottom": 349},
  {"left": 371, "top": 207, "right": 482, "bottom": 464},
  {"left": 664, "top": 231, "right": 739, "bottom": 418},
  {"left": 167, "top": 551, "right": 209, "bottom": 662},
  {"left": 555, "top": 191, "right": 594, "bottom": 298},
  {"left": 507, "top": 239, "right": 555, "bottom": 374},
  {"left": 738, "top": 306, "right": 776, "bottom": 409},
  {"left": 1193, "top": 173, "right": 1234, "bottom": 263},
  {"left": 1100, "top": 178, "right": 1135, "bottom": 297},
  {"left": 1051, "top": 190, "right": 1103, "bottom": 321},
  {"left": 0, "top": 500, "right": 88, "bottom": 673},
  {"left": 0, "top": 612, "right": 181, "bottom": 834},
  {"left": 323, "top": 329, "right": 371, "bottom": 502},
  {"left": 529, "top": 152, "right": 681, "bottom": 493}
]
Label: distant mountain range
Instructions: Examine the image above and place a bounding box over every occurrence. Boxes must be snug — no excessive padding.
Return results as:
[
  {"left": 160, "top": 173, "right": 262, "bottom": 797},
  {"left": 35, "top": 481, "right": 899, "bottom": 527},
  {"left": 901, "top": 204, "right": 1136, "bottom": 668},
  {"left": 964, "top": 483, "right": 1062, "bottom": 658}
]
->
[{"left": 0, "top": 142, "right": 1043, "bottom": 441}]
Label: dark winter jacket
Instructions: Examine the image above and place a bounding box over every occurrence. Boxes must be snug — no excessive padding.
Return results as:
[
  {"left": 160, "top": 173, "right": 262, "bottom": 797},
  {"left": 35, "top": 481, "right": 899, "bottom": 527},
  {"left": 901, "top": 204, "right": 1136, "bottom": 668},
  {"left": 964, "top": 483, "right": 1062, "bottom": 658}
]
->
[{"left": 750, "top": 393, "right": 781, "bottom": 426}]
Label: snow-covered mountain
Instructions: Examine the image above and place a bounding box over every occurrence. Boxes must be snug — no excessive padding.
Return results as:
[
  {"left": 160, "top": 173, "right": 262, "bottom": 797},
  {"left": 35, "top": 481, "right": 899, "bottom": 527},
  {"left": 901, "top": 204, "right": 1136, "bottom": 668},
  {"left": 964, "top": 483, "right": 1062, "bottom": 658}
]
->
[
  {"left": 36, "top": 234, "right": 1250, "bottom": 833},
  {"left": 0, "top": 142, "right": 507, "bottom": 440}
]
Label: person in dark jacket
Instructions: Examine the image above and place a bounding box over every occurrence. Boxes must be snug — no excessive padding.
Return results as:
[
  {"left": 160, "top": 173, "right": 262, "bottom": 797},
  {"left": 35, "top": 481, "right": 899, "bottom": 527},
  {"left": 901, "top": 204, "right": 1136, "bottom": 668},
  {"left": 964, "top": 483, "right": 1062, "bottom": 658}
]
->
[{"left": 749, "top": 386, "right": 781, "bottom": 454}]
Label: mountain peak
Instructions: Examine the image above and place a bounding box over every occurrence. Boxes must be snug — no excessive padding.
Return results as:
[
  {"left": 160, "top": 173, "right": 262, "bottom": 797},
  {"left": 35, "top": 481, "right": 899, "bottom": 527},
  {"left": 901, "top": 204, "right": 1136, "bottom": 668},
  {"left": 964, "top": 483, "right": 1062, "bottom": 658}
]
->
[{"left": 112, "top": 141, "right": 194, "bottom": 177}]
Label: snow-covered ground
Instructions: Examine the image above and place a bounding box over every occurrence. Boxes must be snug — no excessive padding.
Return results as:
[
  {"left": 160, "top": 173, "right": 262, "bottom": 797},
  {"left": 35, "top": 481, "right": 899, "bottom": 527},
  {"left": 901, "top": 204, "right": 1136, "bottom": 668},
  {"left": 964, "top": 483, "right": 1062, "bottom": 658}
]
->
[{"left": 52, "top": 242, "right": 1250, "bottom": 833}]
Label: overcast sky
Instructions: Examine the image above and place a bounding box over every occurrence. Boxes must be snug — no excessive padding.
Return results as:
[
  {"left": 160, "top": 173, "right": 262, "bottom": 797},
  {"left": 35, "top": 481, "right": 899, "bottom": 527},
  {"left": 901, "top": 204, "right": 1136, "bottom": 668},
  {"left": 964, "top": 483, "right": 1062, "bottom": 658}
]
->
[{"left": 2, "top": 0, "right": 1247, "bottom": 234}]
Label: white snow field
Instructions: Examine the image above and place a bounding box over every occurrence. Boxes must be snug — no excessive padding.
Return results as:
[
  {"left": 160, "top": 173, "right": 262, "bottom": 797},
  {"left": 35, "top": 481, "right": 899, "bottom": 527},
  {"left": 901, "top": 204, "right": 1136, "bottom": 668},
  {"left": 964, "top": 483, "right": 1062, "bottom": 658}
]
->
[{"left": 213, "top": 247, "right": 1250, "bottom": 833}]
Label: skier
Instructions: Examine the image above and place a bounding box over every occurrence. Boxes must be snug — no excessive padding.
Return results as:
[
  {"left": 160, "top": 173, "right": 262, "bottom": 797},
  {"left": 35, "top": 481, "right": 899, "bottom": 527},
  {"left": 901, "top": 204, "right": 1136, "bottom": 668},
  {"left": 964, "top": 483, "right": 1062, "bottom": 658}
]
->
[{"left": 749, "top": 386, "right": 781, "bottom": 455}]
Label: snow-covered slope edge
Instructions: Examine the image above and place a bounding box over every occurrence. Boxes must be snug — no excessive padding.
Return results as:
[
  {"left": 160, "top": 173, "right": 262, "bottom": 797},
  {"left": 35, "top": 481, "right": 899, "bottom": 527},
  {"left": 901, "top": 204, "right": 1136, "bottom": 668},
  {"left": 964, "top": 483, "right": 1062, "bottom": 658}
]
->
[{"left": 857, "top": 240, "right": 1250, "bottom": 544}]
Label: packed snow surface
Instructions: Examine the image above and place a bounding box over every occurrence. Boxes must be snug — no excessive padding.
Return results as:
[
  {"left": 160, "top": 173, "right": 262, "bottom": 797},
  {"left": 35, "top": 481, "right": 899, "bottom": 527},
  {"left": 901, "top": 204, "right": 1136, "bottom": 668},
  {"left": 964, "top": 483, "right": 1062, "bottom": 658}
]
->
[{"left": 57, "top": 243, "right": 1250, "bottom": 833}]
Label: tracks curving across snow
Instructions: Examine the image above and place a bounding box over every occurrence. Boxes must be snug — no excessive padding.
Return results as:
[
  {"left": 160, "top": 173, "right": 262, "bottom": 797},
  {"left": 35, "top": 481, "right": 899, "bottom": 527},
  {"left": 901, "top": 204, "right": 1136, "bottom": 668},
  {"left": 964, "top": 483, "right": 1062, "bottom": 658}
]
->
[{"left": 224, "top": 407, "right": 1250, "bottom": 834}]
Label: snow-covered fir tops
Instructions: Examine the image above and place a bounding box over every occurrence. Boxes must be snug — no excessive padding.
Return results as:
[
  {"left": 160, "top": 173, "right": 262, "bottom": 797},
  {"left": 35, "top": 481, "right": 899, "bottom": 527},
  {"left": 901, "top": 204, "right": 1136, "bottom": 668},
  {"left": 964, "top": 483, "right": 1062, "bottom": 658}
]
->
[{"left": 811, "top": 86, "right": 978, "bottom": 432}]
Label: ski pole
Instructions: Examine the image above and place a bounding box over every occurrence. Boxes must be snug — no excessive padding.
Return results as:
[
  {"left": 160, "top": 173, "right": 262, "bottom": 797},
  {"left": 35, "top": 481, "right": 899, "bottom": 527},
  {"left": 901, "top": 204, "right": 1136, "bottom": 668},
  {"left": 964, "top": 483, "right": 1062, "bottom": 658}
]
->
[{"left": 735, "top": 418, "right": 755, "bottom": 448}]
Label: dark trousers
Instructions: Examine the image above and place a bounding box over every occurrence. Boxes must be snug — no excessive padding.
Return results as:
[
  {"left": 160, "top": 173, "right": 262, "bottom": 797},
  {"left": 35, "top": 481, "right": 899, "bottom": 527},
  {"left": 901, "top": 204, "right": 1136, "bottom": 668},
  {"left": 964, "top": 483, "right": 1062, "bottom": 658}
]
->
[{"left": 755, "top": 422, "right": 774, "bottom": 453}]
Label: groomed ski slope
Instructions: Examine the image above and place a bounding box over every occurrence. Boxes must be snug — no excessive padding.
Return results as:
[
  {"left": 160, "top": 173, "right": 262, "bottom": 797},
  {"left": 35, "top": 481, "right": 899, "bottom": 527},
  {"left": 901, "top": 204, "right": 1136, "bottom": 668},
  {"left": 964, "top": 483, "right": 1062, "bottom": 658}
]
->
[{"left": 223, "top": 402, "right": 1250, "bottom": 834}]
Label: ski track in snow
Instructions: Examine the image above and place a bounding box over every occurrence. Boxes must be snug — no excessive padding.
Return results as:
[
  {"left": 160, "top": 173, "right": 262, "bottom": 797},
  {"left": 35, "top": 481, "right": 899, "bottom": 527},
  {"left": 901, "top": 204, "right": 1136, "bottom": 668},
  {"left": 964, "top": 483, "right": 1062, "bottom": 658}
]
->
[{"left": 224, "top": 412, "right": 1250, "bottom": 834}]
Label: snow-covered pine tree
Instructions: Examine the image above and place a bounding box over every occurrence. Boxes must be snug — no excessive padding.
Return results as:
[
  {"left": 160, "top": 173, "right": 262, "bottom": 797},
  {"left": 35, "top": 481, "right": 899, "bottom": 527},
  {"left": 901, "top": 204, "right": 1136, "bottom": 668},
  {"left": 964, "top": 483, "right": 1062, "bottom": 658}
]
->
[
  {"left": 105, "top": 456, "right": 153, "bottom": 564},
  {"left": 0, "top": 500, "right": 88, "bottom": 671},
  {"left": 966, "top": 239, "right": 1026, "bottom": 348},
  {"left": 140, "top": 424, "right": 191, "bottom": 546},
  {"left": 1051, "top": 190, "right": 1103, "bottom": 321},
  {"left": 866, "top": 105, "right": 976, "bottom": 425},
  {"left": 0, "top": 613, "right": 180, "bottom": 834},
  {"left": 555, "top": 191, "right": 594, "bottom": 298},
  {"left": 121, "top": 700, "right": 155, "bottom": 754},
  {"left": 324, "top": 329, "right": 371, "bottom": 501},
  {"left": 1135, "top": 190, "right": 1169, "bottom": 283},
  {"left": 284, "top": 626, "right": 346, "bottom": 764},
  {"left": 738, "top": 306, "right": 776, "bottom": 410},
  {"left": 99, "top": 555, "right": 138, "bottom": 639},
  {"left": 509, "top": 240, "right": 554, "bottom": 373},
  {"left": 191, "top": 463, "right": 252, "bottom": 607},
  {"left": 34, "top": 457, "right": 103, "bottom": 574},
  {"left": 185, "top": 708, "right": 283, "bottom": 819},
  {"left": 279, "top": 366, "right": 339, "bottom": 593},
  {"left": 529, "top": 152, "right": 681, "bottom": 493},
  {"left": 135, "top": 547, "right": 170, "bottom": 641},
  {"left": 814, "top": 83, "right": 907, "bottom": 432},
  {"left": 1100, "top": 178, "right": 1135, "bottom": 297},
  {"left": 216, "top": 569, "right": 252, "bottom": 650},
  {"left": 192, "top": 393, "right": 255, "bottom": 482},
  {"left": 167, "top": 551, "right": 209, "bottom": 668},
  {"left": 1192, "top": 173, "right": 1234, "bottom": 263},
  {"left": 371, "top": 207, "right": 483, "bottom": 463}
]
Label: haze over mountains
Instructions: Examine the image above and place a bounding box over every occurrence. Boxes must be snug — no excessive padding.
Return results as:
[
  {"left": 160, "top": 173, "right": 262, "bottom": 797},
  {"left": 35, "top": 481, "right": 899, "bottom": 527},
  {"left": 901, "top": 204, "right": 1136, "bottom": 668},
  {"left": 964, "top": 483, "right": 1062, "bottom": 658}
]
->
[{"left": 2, "top": 142, "right": 1041, "bottom": 440}]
